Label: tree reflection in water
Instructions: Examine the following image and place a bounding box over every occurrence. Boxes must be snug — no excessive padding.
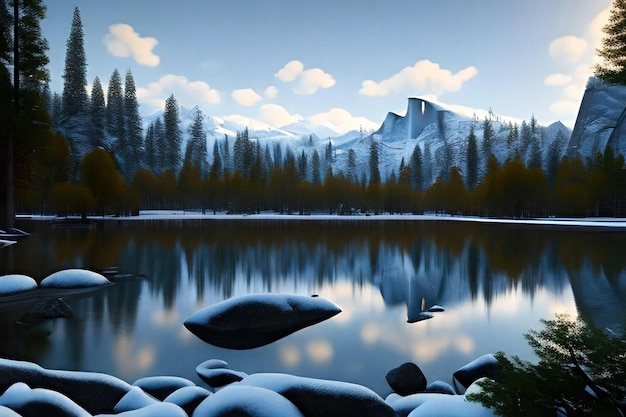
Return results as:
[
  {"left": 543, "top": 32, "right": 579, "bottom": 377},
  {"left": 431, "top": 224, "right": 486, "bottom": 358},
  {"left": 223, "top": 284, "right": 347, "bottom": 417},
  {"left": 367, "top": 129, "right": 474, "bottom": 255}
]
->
[{"left": 1, "top": 218, "right": 625, "bottom": 394}]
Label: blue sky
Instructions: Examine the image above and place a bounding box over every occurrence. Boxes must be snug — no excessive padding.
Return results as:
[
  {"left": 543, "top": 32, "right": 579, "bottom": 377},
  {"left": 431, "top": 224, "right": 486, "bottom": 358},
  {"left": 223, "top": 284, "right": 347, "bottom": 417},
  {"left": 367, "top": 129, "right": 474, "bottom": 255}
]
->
[{"left": 42, "top": 0, "right": 612, "bottom": 133}]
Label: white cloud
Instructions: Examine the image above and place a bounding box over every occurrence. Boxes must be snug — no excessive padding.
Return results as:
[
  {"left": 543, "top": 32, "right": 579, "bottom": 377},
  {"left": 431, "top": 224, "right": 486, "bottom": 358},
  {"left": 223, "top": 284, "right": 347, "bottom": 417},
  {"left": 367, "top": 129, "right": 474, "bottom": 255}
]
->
[
  {"left": 258, "top": 103, "right": 302, "bottom": 127},
  {"left": 548, "top": 35, "right": 588, "bottom": 63},
  {"left": 308, "top": 108, "right": 379, "bottom": 133},
  {"left": 275, "top": 60, "right": 304, "bottom": 82},
  {"left": 275, "top": 60, "right": 336, "bottom": 95},
  {"left": 231, "top": 88, "right": 262, "bottom": 106},
  {"left": 587, "top": 5, "right": 612, "bottom": 48},
  {"left": 359, "top": 60, "right": 478, "bottom": 98},
  {"left": 103, "top": 23, "right": 160, "bottom": 67},
  {"left": 264, "top": 86, "right": 278, "bottom": 99},
  {"left": 550, "top": 100, "right": 580, "bottom": 116},
  {"left": 137, "top": 74, "right": 220, "bottom": 109},
  {"left": 545, "top": 73, "right": 573, "bottom": 86}
]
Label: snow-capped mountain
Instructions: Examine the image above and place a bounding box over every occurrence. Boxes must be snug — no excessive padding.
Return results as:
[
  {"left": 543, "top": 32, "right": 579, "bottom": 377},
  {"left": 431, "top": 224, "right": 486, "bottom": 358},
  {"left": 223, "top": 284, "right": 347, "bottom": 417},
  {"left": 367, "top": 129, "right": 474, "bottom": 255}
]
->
[{"left": 143, "top": 98, "right": 571, "bottom": 185}]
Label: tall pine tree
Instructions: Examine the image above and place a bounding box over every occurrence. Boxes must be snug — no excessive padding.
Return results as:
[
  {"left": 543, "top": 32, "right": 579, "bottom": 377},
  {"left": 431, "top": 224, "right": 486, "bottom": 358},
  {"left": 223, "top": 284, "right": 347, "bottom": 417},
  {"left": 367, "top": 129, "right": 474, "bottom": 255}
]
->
[
  {"left": 466, "top": 125, "right": 478, "bottom": 190},
  {"left": 123, "top": 69, "right": 143, "bottom": 180},
  {"left": 595, "top": 0, "right": 626, "bottom": 85},
  {"left": 60, "top": 6, "right": 88, "bottom": 178},
  {"left": 89, "top": 76, "right": 105, "bottom": 148},
  {"left": 162, "top": 94, "right": 181, "bottom": 173},
  {"left": 185, "top": 105, "right": 208, "bottom": 175},
  {"left": 368, "top": 140, "right": 380, "bottom": 185},
  {"left": 106, "top": 68, "right": 124, "bottom": 145}
]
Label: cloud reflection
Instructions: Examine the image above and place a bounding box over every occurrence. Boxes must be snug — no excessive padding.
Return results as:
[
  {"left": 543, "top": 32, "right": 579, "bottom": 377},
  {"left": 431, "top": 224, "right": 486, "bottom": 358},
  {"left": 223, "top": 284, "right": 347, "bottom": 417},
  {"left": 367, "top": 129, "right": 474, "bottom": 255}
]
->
[{"left": 306, "top": 340, "right": 333, "bottom": 364}]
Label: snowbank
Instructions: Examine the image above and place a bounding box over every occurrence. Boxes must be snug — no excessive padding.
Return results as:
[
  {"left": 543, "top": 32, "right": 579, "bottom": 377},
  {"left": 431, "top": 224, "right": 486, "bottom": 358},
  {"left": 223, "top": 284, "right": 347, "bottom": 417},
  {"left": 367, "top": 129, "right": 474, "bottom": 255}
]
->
[{"left": 0, "top": 275, "right": 37, "bottom": 295}]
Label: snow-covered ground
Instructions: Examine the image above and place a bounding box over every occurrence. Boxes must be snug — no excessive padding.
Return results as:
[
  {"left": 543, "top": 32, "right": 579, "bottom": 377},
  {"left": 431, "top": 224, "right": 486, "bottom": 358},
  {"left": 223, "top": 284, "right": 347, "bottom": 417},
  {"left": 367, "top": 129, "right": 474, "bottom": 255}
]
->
[{"left": 19, "top": 211, "right": 626, "bottom": 229}]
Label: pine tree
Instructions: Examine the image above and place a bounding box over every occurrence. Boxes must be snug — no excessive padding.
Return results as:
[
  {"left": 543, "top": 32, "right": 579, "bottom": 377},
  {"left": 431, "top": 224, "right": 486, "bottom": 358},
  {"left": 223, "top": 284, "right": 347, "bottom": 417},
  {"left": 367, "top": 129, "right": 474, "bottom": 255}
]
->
[
  {"left": 546, "top": 130, "right": 566, "bottom": 186},
  {"left": 61, "top": 7, "right": 86, "bottom": 117},
  {"left": 410, "top": 144, "right": 423, "bottom": 191},
  {"left": 123, "top": 69, "right": 143, "bottom": 180},
  {"left": 297, "top": 150, "right": 308, "bottom": 181},
  {"left": 311, "top": 149, "right": 321, "bottom": 185},
  {"left": 346, "top": 149, "right": 357, "bottom": 183},
  {"left": 162, "top": 94, "right": 181, "bottom": 173},
  {"left": 186, "top": 105, "right": 208, "bottom": 175},
  {"left": 209, "top": 140, "right": 222, "bottom": 180},
  {"left": 89, "top": 76, "right": 105, "bottom": 148},
  {"left": 106, "top": 68, "right": 124, "bottom": 145},
  {"left": 423, "top": 142, "right": 433, "bottom": 188},
  {"left": 466, "top": 125, "right": 478, "bottom": 190},
  {"left": 0, "top": 0, "right": 11, "bottom": 66},
  {"left": 369, "top": 141, "right": 380, "bottom": 185},
  {"left": 595, "top": 0, "right": 626, "bottom": 85},
  {"left": 15, "top": 0, "right": 49, "bottom": 91},
  {"left": 221, "top": 134, "right": 230, "bottom": 175},
  {"left": 143, "top": 123, "right": 156, "bottom": 174},
  {"left": 482, "top": 117, "right": 494, "bottom": 158},
  {"left": 60, "top": 5, "right": 88, "bottom": 176},
  {"left": 152, "top": 117, "right": 165, "bottom": 174}
]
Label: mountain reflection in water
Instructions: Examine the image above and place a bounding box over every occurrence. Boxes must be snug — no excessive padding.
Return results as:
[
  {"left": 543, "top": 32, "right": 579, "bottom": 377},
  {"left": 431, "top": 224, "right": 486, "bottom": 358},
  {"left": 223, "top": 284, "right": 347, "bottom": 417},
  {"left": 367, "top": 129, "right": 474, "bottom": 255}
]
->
[{"left": 1, "top": 218, "right": 625, "bottom": 395}]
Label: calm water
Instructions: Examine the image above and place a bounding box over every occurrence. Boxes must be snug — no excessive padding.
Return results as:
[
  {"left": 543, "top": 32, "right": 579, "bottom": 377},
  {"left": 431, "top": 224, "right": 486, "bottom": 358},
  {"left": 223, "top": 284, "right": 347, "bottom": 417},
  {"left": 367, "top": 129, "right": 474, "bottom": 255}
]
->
[{"left": 1, "top": 218, "right": 625, "bottom": 396}]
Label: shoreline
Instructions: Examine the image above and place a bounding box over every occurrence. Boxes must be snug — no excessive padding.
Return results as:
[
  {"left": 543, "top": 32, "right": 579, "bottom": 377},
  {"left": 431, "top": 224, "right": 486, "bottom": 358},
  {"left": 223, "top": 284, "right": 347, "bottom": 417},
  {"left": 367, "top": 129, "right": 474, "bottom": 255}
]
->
[{"left": 15, "top": 211, "right": 626, "bottom": 230}]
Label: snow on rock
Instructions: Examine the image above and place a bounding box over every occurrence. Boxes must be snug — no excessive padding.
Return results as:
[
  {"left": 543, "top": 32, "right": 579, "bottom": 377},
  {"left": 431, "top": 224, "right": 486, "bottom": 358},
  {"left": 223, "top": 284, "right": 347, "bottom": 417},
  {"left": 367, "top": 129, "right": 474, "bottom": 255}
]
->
[
  {"left": 95, "top": 402, "right": 188, "bottom": 417},
  {"left": 0, "top": 358, "right": 133, "bottom": 415},
  {"left": 113, "top": 386, "right": 159, "bottom": 413},
  {"left": 0, "top": 405, "right": 21, "bottom": 416},
  {"left": 406, "top": 394, "right": 497, "bottom": 417},
  {"left": 132, "top": 376, "right": 196, "bottom": 401},
  {"left": 452, "top": 354, "right": 500, "bottom": 394},
  {"left": 425, "top": 380, "right": 456, "bottom": 395},
  {"left": 39, "top": 269, "right": 110, "bottom": 289},
  {"left": 191, "top": 384, "right": 304, "bottom": 417},
  {"left": 164, "top": 386, "right": 212, "bottom": 417},
  {"left": 427, "top": 305, "right": 445, "bottom": 312},
  {"left": 184, "top": 293, "right": 341, "bottom": 349},
  {"left": 387, "top": 393, "right": 457, "bottom": 417},
  {"left": 0, "top": 274, "right": 37, "bottom": 295},
  {"left": 0, "top": 382, "right": 91, "bottom": 417},
  {"left": 464, "top": 377, "right": 490, "bottom": 398},
  {"left": 195, "top": 360, "right": 247, "bottom": 388},
  {"left": 238, "top": 372, "right": 395, "bottom": 417}
]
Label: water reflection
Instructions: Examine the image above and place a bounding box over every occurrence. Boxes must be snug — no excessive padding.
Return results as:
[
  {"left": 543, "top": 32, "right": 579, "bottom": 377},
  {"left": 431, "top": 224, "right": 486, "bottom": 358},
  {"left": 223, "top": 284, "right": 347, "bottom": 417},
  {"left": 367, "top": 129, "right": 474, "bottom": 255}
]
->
[{"left": 1, "top": 219, "right": 625, "bottom": 394}]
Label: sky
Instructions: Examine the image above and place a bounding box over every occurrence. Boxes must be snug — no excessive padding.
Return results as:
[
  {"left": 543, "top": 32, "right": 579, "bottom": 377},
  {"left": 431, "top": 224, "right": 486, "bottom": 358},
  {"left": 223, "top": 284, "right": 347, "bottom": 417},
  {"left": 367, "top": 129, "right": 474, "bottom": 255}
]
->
[{"left": 41, "top": 0, "right": 613, "bottom": 134}]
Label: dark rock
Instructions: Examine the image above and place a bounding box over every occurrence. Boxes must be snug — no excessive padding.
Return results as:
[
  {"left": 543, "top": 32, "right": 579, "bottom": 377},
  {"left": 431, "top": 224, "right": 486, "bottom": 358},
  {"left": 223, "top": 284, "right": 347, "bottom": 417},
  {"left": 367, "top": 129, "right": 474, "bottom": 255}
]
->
[
  {"left": 239, "top": 372, "right": 395, "bottom": 417},
  {"left": 24, "top": 297, "right": 73, "bottom": 320},
  {"left": 132, "top": 376, "right": 196, "bottom": 401},
  {"left": 184, "top": 294, "right": 341, "bottom": 350},
  {"left": 385, "top": 362, "right": 427, "bottom": 395},
  {"left": 164, "top": 386, "right": 212, "bottom": 416},
  {"left": 425, "top": 380, "right": 455, "bottom": 395},
  {"left": 0, "top": 358, "right": 132, "bottom": 415},
  {"left": 452, "top": 353, "right": 500, "bottom": 393}
]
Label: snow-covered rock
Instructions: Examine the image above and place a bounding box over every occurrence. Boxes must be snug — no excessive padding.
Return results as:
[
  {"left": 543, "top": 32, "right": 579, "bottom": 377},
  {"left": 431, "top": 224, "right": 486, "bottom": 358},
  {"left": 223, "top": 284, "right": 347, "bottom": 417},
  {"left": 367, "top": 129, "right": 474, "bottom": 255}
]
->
[
  {"left": 0, "top": 274, "right": 37, "bottom": 295},
  {"left": 387, "top": 393, "right": 456, "bottom": 417},
  {"left": 238, "top": 373, "right": 395, "bottom": 417},
  {"left": 184, "top": 293, "right": 341, "bottom": 349},
  {"left": 192, "top": 384, "right": 305, "bottom": 417},
  {"left": 425, "top": 380, "right": 456, "bottom": 395},
  {"left": 0, "top": 358, "right": 133, "bottom": 415},
  {"left": 0, "top": 382, "right": 91, "bottom": 417},
  {"left": 568, "top": 77, "right": 626, "bottom": 160},
  {"left": 96, "top": 402, "right": 188, "bottom": 417},
  {"left": 195, "top": 360, "right": 247, "bottom": 388},
  {"left": 452, "top": 354, "right": 500, "bottom": 393},
  {"left": 406, "top": 394, "right": 497, "bottom": 417},
  {"left": 132, "top": 376, "right": 196, "bottom": 401},
  {"left": 113, "top": 386, "right": 159, "bottom": 413},
  {"left": 164, "top": 386, "right": 212, "bottom": 417},
  {"left": 39, "top": 269, "right": 110, "bottom": 289}
]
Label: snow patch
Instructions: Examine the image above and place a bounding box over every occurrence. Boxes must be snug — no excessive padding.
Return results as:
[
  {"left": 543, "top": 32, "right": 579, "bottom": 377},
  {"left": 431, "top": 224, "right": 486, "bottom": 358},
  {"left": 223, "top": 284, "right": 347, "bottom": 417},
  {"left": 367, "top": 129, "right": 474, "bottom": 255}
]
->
[
  {"left": 0, "top": 274, "right": 37, "bottom": 295},
  {"left": 39, "top": 269, "right": 110, "bottom": 289}
]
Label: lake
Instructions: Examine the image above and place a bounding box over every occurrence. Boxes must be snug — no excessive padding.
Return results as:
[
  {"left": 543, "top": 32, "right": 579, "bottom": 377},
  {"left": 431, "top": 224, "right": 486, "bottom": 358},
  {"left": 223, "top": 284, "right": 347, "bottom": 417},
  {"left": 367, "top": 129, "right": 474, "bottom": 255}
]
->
[{"left": 1, "top": 217, "right": 625, "bottom": 396}]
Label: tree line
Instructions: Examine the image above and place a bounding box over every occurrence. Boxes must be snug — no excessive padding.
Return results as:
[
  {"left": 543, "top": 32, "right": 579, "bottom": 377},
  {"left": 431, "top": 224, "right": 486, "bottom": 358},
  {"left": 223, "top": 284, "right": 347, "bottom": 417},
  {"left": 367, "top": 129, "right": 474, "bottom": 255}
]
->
[{"left": 3, "top": 2, "right": 626, "bottom": 224}]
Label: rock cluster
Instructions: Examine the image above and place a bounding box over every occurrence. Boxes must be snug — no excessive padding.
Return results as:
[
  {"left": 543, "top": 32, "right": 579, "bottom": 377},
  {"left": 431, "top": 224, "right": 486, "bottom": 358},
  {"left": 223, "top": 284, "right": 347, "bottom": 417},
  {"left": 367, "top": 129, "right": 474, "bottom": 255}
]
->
[{"left": 0, "top": 354, "right": 500, "bottom": 417}]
